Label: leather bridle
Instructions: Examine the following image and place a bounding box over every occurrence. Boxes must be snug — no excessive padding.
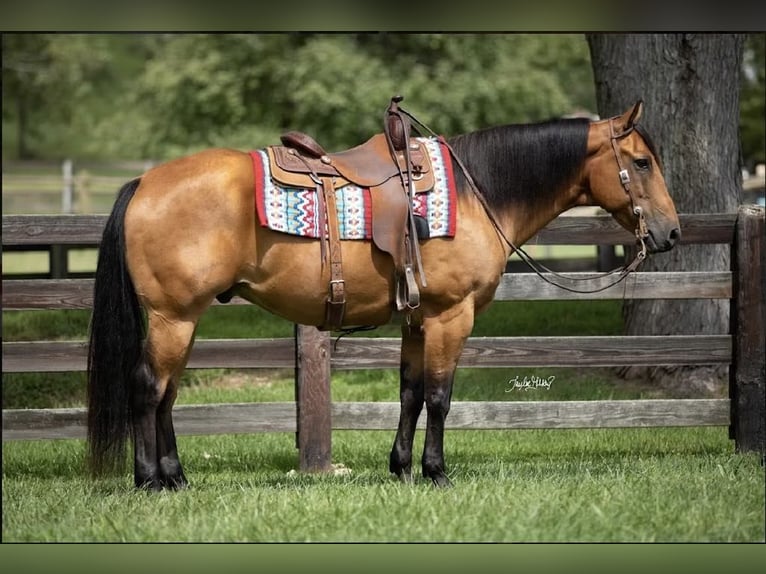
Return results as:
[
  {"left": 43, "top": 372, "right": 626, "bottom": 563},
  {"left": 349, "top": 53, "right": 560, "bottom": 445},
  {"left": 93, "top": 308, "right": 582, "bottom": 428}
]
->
[{"left": 608, "top": 117, "right": 649, "bottom": 258}]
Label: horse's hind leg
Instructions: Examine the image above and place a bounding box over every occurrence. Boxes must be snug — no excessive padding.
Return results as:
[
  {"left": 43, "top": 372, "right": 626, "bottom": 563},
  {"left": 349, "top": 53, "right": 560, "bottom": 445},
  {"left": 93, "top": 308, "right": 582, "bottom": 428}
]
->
[
  {"left": 389, "top": 325, "right": 425, "bottom": 483},
  {"left": 132, "top": 311, "right": 197, "bottom": 490}
]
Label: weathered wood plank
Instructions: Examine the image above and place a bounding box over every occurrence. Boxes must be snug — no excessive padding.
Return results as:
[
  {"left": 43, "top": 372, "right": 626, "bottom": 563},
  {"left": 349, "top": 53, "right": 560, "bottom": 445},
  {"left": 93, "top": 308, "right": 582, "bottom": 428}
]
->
[
  {"left": 2, "top": 335, "right": 732, "bottom": 373},
  {"left": 1, "top": 403, "right": 297, "bottom": 440},
  {"left": 2, "top": 341, "right": 89, "bottom": 372},
  {"left": 2, "top": 279, "right": 96, "bottom": 309},
  {"left": 332, "top": 399, "right": 731, "bottom": 429},
  {"left": 2, "top": 214, "right": 107, "bottom": 245},
  {"left": 530, "top": 213, "right": 735, "bottom": 245},
  {"left": 2, "top": 399, "right": 730, "bottom": 440},
  {"left": 2, "top": 213, "right": 735, "bottom": 247},
  {"left": 0, "top": 278, "right": 258, "bottom": 309},
  {"left": 2, "top": 338, "right": 296, "bottom": 373},
  {"left": 330, "top": 335, "right": 732, "bottom": 369},
  {"left": 1, "top": 271, "right": 732, "bottom": 310},
  {"left": 494, "top": 271, "right": 732, "bottom": 300},
  {"left": 2, "top": 407, "right": 87, "bottom": 440}
]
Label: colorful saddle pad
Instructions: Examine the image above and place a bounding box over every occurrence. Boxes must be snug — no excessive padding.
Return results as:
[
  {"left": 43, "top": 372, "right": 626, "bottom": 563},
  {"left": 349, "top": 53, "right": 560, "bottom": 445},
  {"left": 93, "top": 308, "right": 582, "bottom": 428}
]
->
[{"left": 251, "top": 137, "right": 457, "bottom": 240}]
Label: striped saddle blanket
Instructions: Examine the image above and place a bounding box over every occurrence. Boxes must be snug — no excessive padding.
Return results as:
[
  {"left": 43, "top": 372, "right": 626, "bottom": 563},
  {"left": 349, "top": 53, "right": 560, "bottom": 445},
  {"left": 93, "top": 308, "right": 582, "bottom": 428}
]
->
[{"left": 251, "top": 137, "right": 457, "bottom": 240}]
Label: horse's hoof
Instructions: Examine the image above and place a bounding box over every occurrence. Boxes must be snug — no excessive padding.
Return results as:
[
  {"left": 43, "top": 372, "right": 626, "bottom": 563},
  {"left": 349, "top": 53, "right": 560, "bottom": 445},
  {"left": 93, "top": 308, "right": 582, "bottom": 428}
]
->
[
  {"left": 135, "top": 477, "right": 162, "bottom": 492},
  {"left": 395, "top": 471, "right": 414, "bottom": 485},
  {"left": 429, "top": 473, "right": 453, "bottom": 488},
  {"left": 389, "top": 455, "right": 413, "bottom": 483},
  {"left": 161, "top": 475, "right": 189, "bottom": 491}
]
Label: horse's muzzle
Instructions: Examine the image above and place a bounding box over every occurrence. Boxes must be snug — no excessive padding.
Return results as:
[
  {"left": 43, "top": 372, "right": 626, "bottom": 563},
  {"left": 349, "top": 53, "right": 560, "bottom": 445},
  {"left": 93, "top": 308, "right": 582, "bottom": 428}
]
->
[{"left": 647, "top": 226, "right": 681, "bottom": 253}]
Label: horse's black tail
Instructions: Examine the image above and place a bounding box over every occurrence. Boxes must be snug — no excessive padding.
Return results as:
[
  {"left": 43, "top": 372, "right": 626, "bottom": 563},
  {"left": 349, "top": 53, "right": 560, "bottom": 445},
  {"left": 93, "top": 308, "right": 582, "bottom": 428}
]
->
[{"left": 87, "top": 178, "right": 144, "bottom": 476}]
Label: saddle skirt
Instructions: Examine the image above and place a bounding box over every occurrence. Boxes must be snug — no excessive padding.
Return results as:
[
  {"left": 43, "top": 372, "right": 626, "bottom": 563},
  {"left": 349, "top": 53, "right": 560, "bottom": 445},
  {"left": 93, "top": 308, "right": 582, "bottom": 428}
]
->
[{"left": 251, "top": 136, "right": 457, "bottom": 241}]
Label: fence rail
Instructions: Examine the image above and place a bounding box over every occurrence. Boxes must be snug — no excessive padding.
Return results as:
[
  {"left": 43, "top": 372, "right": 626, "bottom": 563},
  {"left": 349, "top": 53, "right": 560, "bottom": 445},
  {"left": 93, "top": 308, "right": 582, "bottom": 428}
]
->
[{"left": 2, "top": 208, "right": 764, "bottom": 470}]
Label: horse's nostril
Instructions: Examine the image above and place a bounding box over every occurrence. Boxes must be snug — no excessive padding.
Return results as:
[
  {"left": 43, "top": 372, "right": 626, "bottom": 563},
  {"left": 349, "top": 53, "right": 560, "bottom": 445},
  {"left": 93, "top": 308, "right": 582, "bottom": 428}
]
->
[{"left": 669, "top": 227, "right": 681, "bottom": 243}]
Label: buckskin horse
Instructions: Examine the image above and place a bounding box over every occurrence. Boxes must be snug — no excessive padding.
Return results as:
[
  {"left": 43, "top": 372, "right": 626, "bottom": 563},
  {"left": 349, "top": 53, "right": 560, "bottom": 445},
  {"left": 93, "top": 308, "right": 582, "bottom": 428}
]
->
[{"left": 87, "top": 98, "right": 680, "bottom": 490}]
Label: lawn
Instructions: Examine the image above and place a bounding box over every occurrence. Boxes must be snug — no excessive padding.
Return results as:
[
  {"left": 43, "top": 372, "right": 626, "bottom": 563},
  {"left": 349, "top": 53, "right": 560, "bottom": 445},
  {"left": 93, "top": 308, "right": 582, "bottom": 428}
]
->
[{"left": 3, "top": 427, "right": 764, "bottom": 542}]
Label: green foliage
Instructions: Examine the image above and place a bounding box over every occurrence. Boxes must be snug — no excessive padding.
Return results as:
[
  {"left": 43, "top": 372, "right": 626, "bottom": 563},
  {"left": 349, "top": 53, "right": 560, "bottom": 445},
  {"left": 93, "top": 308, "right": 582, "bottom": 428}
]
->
[
  {"left": 2, "top": 34, "right": 137, "bottom": 159},
  {"left": 3, "top": 33, "right": 597, "bottom": 161},
  {"left": 741, "top": 33, "right": 766, "bottom": 169}
]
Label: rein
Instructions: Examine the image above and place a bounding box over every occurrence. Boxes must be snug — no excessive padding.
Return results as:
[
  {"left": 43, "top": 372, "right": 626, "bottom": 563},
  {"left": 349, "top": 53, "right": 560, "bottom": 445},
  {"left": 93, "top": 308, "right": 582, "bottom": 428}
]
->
[{"left": 397, "top": 104, "right": 649, "bottom": 295}]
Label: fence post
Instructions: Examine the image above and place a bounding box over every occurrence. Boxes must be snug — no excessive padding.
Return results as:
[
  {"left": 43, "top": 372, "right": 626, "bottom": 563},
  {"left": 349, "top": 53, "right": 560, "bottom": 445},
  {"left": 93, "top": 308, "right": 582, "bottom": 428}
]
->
[
  {"left": 294, "top": 324, "right": 332, "bottom": 472},
  {"left": 729, "top": 205, "right": 765, "bottom": 458},
  {"left": 50, "top": 159, "right": 75, "bottom": 279},
  {"left": 61, "top": 159, "right": 74, "bottom": 214}
]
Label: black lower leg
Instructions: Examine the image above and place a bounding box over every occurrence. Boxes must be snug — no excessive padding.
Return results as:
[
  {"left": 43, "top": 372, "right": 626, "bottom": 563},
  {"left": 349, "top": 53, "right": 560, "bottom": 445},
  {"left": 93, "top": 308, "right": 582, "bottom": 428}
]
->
[
  {"left": 422, "top": 374, "right": 454, "bottom": 488},
  {"left": 131, "top": 361, "right": 162, "bottom": 490},
  {"left": 389, "top": 361, "right": 425, "bottom": 481},
  {"left": 156, "top": 398, "right": 187, "bottom": 490}
]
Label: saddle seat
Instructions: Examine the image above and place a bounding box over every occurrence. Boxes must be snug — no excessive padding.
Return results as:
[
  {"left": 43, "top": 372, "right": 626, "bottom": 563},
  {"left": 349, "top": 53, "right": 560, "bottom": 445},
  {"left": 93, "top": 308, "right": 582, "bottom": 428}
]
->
[{"left": 269, "top": 131, "right": 434, "bottom": 192}]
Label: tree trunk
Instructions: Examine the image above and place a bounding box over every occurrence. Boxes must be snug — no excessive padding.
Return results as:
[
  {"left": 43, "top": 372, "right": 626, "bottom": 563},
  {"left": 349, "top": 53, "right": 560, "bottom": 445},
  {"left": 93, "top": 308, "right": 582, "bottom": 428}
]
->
[{"left": 587, "top": 33, "right": 745, "bottom": 397}]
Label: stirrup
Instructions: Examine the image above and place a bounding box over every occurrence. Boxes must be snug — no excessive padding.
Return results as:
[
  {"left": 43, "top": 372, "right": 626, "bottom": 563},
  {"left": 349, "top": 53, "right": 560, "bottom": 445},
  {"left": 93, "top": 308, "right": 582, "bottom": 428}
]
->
[{"left": 395, "top": 265, "right": 421, "bottom": 311}]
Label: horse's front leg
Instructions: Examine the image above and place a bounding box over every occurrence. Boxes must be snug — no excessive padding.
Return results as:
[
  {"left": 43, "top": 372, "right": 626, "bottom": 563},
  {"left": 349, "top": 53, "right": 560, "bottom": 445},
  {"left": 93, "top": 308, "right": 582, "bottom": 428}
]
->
[
  {"left": 421, "top": 301, "right": 474, "bottom": 487},
  {"left": 389, "top": 324, "right": 425, "bottom": 483}
]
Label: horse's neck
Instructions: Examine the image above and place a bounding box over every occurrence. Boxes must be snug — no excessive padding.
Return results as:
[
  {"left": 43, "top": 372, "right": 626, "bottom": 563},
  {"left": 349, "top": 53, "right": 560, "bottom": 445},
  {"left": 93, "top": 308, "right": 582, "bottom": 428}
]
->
[
  {"left": 495, "top": 183, "right": 584, "bottom": 249},
  {"left": 450, "top": 119, "right": 592, "bottom": 252}
]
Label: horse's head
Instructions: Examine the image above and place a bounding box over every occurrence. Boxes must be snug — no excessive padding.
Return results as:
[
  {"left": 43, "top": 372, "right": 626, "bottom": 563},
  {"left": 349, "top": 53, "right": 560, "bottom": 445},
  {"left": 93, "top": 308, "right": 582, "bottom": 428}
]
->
[{"left": 584, "top": 101, "right": 681, "bottom": 253}]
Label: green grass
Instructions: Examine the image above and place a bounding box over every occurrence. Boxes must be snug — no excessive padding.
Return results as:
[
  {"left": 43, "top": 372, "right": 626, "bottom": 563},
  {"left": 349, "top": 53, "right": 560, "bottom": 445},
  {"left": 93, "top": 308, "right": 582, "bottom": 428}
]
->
[
  {"left": 3, "top": 427, "right": 764, "bottom": 542},
  {"left": 2, "top": 248, "right": 99, "bottom": 275}
]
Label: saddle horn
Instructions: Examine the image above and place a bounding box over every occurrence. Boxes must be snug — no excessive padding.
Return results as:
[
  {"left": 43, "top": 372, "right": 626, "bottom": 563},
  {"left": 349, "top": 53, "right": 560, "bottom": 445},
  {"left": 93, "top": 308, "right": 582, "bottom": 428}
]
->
[{"left": 385, "top": 95, "right": 410, "bottom": 151}]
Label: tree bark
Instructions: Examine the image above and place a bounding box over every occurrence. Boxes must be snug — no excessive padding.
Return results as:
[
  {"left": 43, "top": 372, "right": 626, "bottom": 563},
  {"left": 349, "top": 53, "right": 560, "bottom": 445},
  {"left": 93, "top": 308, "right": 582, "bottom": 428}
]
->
[{"left": 587, "top": 33, "right": 745, "bottom": 397}]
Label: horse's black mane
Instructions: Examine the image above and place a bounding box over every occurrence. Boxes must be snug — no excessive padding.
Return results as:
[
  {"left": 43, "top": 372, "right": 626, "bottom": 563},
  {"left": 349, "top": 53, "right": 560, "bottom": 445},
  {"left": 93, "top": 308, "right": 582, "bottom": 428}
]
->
[{"left": 447, "top": 117, "right": 590, "bottom": 210}]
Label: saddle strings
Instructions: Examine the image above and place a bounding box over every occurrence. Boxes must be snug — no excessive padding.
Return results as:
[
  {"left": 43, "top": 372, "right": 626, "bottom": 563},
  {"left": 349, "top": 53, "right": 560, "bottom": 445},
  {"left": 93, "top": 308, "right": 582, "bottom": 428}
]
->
[{"left": 394, "top": 105, "right": 647, "bottom": 295}]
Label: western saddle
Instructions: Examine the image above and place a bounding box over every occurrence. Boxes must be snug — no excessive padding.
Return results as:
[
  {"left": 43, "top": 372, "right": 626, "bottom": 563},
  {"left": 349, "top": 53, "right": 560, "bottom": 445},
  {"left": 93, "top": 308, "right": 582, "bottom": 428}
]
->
[{"left": 267, "top": 96, "right": 434, "bottom": 330}]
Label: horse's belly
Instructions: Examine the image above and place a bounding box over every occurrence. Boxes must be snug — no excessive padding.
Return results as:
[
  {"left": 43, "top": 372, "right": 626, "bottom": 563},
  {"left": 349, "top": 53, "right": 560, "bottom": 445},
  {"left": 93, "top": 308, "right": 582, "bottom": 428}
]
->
[{"left": 241, "top": 232, "right": 397, "bottom": 327}]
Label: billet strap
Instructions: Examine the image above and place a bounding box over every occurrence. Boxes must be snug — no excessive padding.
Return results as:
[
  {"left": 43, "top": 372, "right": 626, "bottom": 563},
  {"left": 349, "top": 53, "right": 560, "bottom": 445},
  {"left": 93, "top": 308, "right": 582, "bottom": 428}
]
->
[{"left": 321, "top": 176, "right": 346, "bottom": 330}]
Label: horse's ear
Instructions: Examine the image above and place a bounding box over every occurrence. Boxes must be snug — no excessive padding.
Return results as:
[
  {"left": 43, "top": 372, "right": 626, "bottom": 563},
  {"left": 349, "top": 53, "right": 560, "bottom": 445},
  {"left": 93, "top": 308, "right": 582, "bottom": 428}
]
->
[{"left": 625, "top": 100, "right": 644, "bottom": 129}]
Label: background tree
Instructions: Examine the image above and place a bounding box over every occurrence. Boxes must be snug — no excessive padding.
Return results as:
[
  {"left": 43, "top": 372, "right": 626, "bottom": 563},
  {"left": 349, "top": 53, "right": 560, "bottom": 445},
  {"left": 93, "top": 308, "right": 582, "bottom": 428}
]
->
[
  {"left": 2, "top": 34, "right": 142, "bottom": 159},
  {"left": 587, "top": 33, "right": 746, "bottom": 396}
]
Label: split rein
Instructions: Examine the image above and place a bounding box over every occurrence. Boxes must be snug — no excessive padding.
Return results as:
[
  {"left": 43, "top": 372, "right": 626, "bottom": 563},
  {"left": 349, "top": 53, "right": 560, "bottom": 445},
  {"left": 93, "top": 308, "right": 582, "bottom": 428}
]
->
[{"left": 397, "top": 106, "right": 649, "bottom": 295}]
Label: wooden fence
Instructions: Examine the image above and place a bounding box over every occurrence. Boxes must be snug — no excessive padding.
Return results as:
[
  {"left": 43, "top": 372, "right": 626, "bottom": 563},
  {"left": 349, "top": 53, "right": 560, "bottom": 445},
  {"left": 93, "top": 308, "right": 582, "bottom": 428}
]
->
[{"left": 2, "top": 207, "right": 764, "bottom": 471}]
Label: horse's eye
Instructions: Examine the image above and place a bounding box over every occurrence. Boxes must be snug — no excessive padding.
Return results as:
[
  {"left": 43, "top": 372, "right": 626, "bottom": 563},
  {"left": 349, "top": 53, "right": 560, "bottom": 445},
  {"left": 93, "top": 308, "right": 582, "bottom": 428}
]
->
[{"left": 634, "top": 158, "right": 651, "bottom": 171}]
